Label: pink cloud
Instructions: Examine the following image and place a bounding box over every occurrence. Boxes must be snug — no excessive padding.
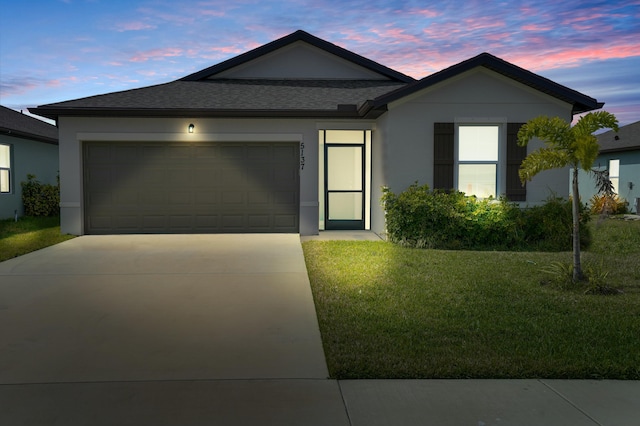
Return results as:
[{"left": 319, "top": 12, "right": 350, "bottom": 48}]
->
[
  {"left": 407, "top": 8, "right": 439, "bottom": 18},
  {"left": 137, "top": 70, "right": 158, "bottom": 77},
  {"left": 522, "top": 24, "right": 553, "bottom": 32},
  {"left": 128, "top": 47, "right": 184, "bottom": 63},
  {"left": 371, "top": 27, "right": 423, "bottom": 44},
  {"left": 504, "top": 42, "right": 640, "bottom": 71},
  {"left": 114, "top": 21, "right": 156, "bottom": 32},
  {"left": 461, "top": 17, "right": 505, "bottom": 32},
  {"left": 200, "top": 9, "right": 225, "bottom": 17}
]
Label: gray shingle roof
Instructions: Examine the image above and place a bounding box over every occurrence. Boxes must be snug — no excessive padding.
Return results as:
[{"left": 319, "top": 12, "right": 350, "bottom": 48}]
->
[
  {"left": 597, "top": 120, "right": 640, "bottom": 153},
  {"left": 32, "top": 80, "right": 407, "bottom": 119},
  {"left": 0, "top": 105, "right": 57, "bottom": 144}
]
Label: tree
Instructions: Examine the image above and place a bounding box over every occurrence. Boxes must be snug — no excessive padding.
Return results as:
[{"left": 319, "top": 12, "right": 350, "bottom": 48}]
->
[{"left": 517, "top": 112, "right": 618, "bottom": 282}]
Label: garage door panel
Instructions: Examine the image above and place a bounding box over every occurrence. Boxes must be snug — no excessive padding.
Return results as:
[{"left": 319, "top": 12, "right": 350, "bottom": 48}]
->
[
  {"left": 195, "top": 191, "right": 218, "bottom": 205},
  {"left": 169, "top": 192, "right": 192, "bottom": 205},
  {"left": 248, "top": 191, "right": 270, "bottom": 205},
  {"left": 194, "top": 167, "right": 220, "bottom": 182},
  {"left": 86, "top": 144, "right": 113, "bottom": 163},
  {"left": 248, "top": 214, "right": 270, "bottom": 229},
  {"left": 274, "top": 214, "right": 297, "bottom": 229},
  {"left": 86, "top": 191, "right": 113, "bottom": 209},
  {"left": 114, "top": 191, "right": 138, "bottom": 205},
  {"left": 247, "top": 145, "right": 270, "bottom": 160},
  {"left": 221, "top": 191, "right": 244, "bottom": 205},
  {"left": 141, "top": 191, "right": 168, "bottom": 205},
  {"left": 219, "top": 145, "right": 244, "bottom": 159},
  {"left": 194, "top": 145, "right": 218, "bottom": 158},
  {"left": 84, "top": 142, "right": 299, "bottom": 234},
  {"left": 116, "top": 215, "right": 142, "bottom": 230}
]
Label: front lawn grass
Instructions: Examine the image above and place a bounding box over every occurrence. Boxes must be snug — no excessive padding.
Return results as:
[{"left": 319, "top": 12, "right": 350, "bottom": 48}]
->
[
  {"left": 303, "top": 218, "right": 640, "bottom": 379},
  {"left": 0, "top": 216, "right": 75, "bottom": 262}
]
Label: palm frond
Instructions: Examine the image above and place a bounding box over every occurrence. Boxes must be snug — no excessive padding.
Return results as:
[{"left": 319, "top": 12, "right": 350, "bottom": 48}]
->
[
  {"left": 573, "top": 111, "right": 619, "bottom": 137},
  {"left": 518, "top": 148, "right": 571, "bottom": 183},
  {"left": 517, "top": 116, "right": 572, "bottom": 148}
]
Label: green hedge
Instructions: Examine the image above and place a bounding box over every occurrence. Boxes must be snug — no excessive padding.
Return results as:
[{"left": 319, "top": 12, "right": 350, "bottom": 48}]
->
[
  {"left": 21, "top": 174, "right": 60, "bottom": 217},
  {"left": 381, "top": 183, "right": 590, "bottom": 251}
]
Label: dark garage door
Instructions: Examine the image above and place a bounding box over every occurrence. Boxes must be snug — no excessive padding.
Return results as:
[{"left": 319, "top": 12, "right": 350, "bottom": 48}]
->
[{"left": 83, "top": 141, "right": 299, "bottom": 234}]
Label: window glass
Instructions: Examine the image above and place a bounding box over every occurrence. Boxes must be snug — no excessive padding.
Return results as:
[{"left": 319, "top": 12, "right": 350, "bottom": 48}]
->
[
  {"left": 328, "top": 192, "right": 363, "bottom": 220},
  {"left": 609, "top": 159, "right": 620, "bottom": 194},
  {"left": 0, "top": 144, "right": 10, "bottom": 193},
  {"left": 459, "top": 126, "right": 498, "bottom": 161},
  {"left": 0, "top": 169, "right": 8, "bottom": 193},
  {"left": 0, "top": 144, "right": 9, "bottom": 167},
  {"left": 325, "top": 130, "right": 364, "bottom": 144},
  {"left": 459, "top": 164, "right": 496, "bottom": 198},
  {"left": 457, "top": 125, "right": 499, "bottom": 198}
]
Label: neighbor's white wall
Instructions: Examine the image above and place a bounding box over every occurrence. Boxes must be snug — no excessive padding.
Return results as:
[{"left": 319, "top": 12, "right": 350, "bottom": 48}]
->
[
  {"left": 58, "top": 116, "right": 327, "bottom": 235},
  {"left": 370, "top": 68, "right": 574, "bottom": 235}
]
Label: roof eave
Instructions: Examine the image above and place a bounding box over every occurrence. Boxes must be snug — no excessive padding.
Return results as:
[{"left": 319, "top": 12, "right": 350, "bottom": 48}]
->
[
  {"left": 599, "top": 146, "right": 639, "bottom": 154},
  {"left": 0, "top": 126, "right": 58, "bottom": 144},
  {"left": 29, "top": 107, "right": 366, "bottom": 120}
]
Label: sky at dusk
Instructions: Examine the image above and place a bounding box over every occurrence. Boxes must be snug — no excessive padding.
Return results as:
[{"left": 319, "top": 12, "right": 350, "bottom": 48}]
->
[{"left": 1, "top": 0, "right": 639, "bottom": 125}]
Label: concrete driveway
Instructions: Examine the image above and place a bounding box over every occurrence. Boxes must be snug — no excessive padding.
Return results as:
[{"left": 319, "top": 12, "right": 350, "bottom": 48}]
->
[
  {"left": 0, "top": 234, "right": 349, "bottom": 425},
  {"left": 0, "top": 234, "right": 328, "bottom": 383}
]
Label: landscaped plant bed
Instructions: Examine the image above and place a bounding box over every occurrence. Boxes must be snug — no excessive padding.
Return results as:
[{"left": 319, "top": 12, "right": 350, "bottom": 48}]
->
[
  {"left": 0, "top": 216, "right": 74, "bottom": 262},
  {"left": 302, "top": 219, "right": 640, "bottom": 379}
]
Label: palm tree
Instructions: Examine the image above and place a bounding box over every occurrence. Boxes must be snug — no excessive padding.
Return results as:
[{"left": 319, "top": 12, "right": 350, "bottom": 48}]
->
[{"left": 517, "top": 112, "right": 618, "bottom": 282}]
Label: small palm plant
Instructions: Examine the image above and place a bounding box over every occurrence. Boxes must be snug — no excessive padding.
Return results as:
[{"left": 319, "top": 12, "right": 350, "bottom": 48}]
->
[{"left": 518, "top": 112, "right": 618, "bottom": 282}]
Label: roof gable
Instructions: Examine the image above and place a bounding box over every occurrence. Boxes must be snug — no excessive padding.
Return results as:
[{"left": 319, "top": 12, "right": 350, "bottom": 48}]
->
[
  {"left": 0, "top": 105, "right": 57, "bottom": 144},
  {"left": 181, "top": 30, "right": 414, "bottom": 83},
  {"left": 372, "top": 52, "right": 603, "bottom": 115}
]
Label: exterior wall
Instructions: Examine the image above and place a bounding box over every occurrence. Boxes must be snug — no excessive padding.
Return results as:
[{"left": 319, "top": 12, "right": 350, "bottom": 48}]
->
[
  {"left": 370, "top": 68, "right": 574, "bottom": 235},
  {"left": 214, "top": 42, "right": 390, "bottom": 80},
  {"left": 59, "top": 116, "right": 373, "bottom": 235},
  {"left": 0, "top": 134, "right": 58, "bottom": 219},
  {"left": 578, "top": 151, "right": 640, "bottom": 213}
]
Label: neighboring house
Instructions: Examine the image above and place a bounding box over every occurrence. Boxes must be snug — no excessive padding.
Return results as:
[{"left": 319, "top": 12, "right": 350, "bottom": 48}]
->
[
  {"left": 0, "top": 106, "right": 58, "bottom": 219},
  {"left": 31, "top": 30, "right": 603, "bottom": 236},
  {"left": 578, "top": 120, "right": 640, "bottom": 213}
]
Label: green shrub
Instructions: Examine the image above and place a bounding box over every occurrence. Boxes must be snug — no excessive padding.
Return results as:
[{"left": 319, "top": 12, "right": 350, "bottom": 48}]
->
[
  {"left": 520, "top": 196, "right": 591, "bottom": 251},
  {"left": 382, "top": 183, "right": 590, "bottom": 251},
  {"left": 21, "top": 174, "right": 60, "bottom": 217}
]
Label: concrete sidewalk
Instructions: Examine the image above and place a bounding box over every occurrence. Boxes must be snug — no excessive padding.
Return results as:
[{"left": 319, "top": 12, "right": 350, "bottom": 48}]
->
[
  {"left": 2, "top": 378, "right": 639, "bottom": 425},
  {"left": 1, "top": 234, "right": 639, "bottom": 425}
]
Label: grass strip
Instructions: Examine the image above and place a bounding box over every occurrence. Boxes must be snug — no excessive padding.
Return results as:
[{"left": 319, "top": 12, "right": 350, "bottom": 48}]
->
[{"left": 0, "top": 216, "right": 75, "bottom": 262}]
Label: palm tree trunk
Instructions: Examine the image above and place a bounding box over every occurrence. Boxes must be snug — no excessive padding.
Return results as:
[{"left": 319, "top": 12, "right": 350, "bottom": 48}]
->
[{"left": 572, "top": 166, "right": 584, "bottom": 281}]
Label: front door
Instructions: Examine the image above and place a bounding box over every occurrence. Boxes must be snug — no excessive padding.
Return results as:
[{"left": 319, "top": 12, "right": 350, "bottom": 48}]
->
[{"left": 324, "top": 143, "right": 365, "bottom": 230}]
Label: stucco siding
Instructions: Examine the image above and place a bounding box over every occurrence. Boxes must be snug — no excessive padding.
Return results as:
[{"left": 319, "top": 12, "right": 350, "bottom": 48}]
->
[
  {"left": 371, "top": 68, "right": 573, "bottom": 235},
  {"left": 0, "top": 134, "right": 58, "bottom": 219},
  {"left": 214, "top": 42, "right": 390, "bottom": 80}
]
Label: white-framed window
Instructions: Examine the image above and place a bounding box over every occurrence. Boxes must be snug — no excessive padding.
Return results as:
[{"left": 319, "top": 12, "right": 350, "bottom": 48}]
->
[
  {"left": 609, "top": 159, "right": 620, "bottom": 194},
  {"left": 0, "top": 144, "right": 11, "bottom": 194},
  {"left": 456, "top": 125, "right": 500, "bottom": 198}
]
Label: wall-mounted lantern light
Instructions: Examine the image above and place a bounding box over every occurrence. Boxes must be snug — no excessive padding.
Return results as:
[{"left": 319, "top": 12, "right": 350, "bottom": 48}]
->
[{"left": 188, "top": 123, "right": 195, "bottom": 133}]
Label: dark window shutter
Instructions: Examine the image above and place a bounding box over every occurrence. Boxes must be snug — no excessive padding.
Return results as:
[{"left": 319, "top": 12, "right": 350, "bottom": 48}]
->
[
  {"left": 506, "top": 123, "right": 527, "bottom": 201},
  {"left": 433, "top": 123, "right": 454, "bottom": 190}
]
